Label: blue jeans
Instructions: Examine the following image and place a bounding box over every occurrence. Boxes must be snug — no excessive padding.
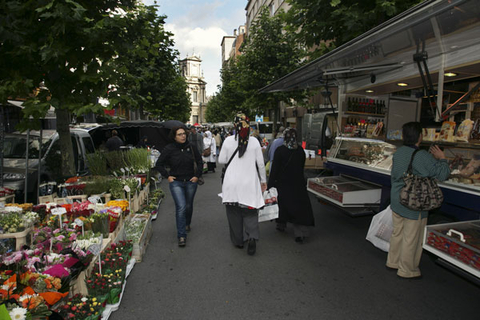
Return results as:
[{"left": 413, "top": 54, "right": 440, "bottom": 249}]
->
[{"left": 169, "top": 180, "right": 198, "bottom": 238}]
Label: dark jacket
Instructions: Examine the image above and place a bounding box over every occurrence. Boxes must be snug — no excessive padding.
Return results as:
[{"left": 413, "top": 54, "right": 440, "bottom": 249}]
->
[
  {"left": 154, "top": 141, "right": 203, "bottom": 181},
  {"left": 106, "top": 136, "right": 124, "bottom": 151}
]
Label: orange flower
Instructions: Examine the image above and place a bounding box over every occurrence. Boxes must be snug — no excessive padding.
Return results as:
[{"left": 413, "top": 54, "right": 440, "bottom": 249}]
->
[{"left": 44, "top": 278, "right": 53, "bottom": 289}]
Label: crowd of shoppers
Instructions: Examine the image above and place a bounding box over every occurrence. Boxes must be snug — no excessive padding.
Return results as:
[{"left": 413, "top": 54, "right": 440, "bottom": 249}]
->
[{"left": 152, "top": 118, "right": 450, "bottom": 278}]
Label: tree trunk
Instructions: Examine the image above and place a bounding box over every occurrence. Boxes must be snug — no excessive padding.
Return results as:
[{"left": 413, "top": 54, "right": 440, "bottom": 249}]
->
[{"left": 56, "top": 108, "right": 76, "bottom": 179}]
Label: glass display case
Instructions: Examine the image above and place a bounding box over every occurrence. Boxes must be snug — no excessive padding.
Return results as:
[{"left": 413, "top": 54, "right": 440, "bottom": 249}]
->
[
  {"left": 433, "top": 142, "right": 480, "bottom": 193},
  {"left": 307, "top": 175, "right": 381, "bottom": 207},
  {"left": 423, "top": 220, "right": 480, "bottom": 278},
  {"left": 328, "top": 137, "right": 397, "bottom": 172}
]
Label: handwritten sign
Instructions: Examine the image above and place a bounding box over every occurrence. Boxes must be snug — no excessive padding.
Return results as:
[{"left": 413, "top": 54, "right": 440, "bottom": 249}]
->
[
  {"left": 66, "top": 198, "right": 74, "bottom": 204},
  {"left": 74, "top": 218, "right": 84, "bottom": 236},
  {"left": 88, "top": 243, "right": 101, "bottom": 256},
  {"left": 51, "top": 207, "right": 67, "bottom": 215},
  {"left": 88, "top": 196, "right": 101, "bottom": 204},
  {"left": 124, "top": 185, "right": 131, "bottom": 193}
]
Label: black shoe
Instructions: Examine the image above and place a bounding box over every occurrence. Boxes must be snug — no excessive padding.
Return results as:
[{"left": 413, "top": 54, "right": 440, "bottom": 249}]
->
[
  {"left": 178, "top": 237, "right": 186, "bottom": 247},
  {"left": 235, "top": 245, "right": 244, "bottom": 249},
  {"left": 276, "top": 226, "right": 286, "bottom": 232},
  {"left": 386, "top": 265, "right": 397, "bottom": 272},
  {"left": 397, "top": 274, "right": 422, "bottom": 280},
  {"left": 186, "top": 225, "right": 191, "bottom": 232},
  {"left": 295, "top": 237, "right": 305, "bottom": 244},
  {"left": 247, "top": 239, "right": 256, "bottom": 255}
]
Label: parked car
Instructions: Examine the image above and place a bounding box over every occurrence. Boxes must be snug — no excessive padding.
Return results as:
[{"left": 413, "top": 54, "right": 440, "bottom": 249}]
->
[
  {"left": 2, "top": 128, "right": 95, "bottom": 202},
  {"left": 250, "top": 121, "right": 282, "bottom": 141}
]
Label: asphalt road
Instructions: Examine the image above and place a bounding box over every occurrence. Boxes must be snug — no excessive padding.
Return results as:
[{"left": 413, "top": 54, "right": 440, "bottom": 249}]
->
[{"left": 111, "top": 168, "right": 478, "bottom": 320}]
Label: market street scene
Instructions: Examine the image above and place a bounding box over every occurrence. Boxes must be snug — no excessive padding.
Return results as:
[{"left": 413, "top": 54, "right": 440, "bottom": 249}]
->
[{"left": 1, "top": 0, "right": 480, "bottom": 319}]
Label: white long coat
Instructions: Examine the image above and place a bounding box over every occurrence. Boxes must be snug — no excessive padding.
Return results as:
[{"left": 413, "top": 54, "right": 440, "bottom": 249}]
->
[
  {"left": 218, "top": 136, "right": 266, "bottom": 209},
  {"left": 202, "top": 131, "right": 217, "bottom": 162}
]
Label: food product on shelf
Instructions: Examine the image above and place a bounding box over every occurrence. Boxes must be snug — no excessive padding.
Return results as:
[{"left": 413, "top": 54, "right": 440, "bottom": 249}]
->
[
  {"left": 439, "top": 121, "right": 456, "bottom": 142},
  {"left": 456, "top": 119, "right": 474, "bottom": 142}
]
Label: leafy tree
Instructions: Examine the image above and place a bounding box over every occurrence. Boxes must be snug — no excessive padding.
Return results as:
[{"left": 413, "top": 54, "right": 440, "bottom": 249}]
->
[
  {"left": 0, "top": 0, "right": 140, "bottom": 178},
  {"left": 210, "top": 8, "right": 305, "bottom": 123},
  {"left": 285, "top": 0, "right": 423, "bottom": 58},
  {"left": 107, "top": 3, "right": 191, "bottom": 121},
  {"left": 0, "top": 0, "right": 188, "bottom": 180}
]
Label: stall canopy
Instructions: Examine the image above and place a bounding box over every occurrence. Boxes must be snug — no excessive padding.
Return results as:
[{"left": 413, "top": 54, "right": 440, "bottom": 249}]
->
[
  {"left": 259, "top": 0, "right": 480, "bottom": 97},
  {"left": 88, "top": 120, "right": 183, "bottom": 152}
]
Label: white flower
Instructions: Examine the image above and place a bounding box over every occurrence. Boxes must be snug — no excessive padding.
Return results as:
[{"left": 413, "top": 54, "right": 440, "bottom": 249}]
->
[
  {"left": 9, "top": 307, "right": 27, "bottom": 320},
  {"left": 81, "top": 297, "right": 88, "bottom": 302}
]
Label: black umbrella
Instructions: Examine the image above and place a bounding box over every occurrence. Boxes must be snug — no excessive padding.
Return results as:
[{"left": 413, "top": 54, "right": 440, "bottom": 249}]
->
[{"left": 163, "top": 120, "right": 186, "bottom": 129}]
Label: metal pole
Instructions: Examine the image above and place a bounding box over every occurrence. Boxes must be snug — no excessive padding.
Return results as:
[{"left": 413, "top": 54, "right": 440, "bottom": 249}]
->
[
  {"left": 37, "top": 128, "right": 43, "bottom": 203},
  {"left": 25, "top": 130, "right": 30, "bottom": 203}
]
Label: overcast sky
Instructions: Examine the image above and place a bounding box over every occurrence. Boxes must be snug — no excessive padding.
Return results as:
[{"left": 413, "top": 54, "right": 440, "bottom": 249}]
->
[{"left": 141, "top": 0, "right": 246, "bottom": 96}]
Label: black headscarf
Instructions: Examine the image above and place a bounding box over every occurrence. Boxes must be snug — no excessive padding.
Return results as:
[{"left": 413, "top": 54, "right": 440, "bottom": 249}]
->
[
  {"left": 283, "top": 128, "right": 298, "bottom": 150},
  {"left": 234, "top": 113, "right": 250, "bottom": 158}
]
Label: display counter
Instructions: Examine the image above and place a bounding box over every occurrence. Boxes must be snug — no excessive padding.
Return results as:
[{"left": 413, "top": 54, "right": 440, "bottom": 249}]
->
[
  {"left": 321, "top": 137, "right": 480, "bottom": 220},
  {"left": 423, "top": 220, "right": 480, "bottom": 279}
]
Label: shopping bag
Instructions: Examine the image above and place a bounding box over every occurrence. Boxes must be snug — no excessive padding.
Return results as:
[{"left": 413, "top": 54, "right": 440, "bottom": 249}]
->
[
  {"left": 258, "top": 187, "right": 279, "bottom": 222},
  {"left": 366, "top": 205, "right": 394, "bottom": 252}
]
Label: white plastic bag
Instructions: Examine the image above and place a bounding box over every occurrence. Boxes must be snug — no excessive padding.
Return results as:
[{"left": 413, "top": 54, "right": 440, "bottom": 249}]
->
[
  {"left": 366, "top": 205, "right": 394, "bottom": 252},
  {"left": 258, "top": 187, "right": 279, "bottom": 222}
]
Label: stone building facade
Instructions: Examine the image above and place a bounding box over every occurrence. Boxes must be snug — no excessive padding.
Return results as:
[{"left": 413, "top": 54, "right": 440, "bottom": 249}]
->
[{"left": 179, "top": 54, "right": 207, "bottom": 125}]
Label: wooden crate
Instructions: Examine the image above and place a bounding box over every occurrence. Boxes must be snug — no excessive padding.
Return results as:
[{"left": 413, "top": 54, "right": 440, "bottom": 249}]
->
[{"left": 0, "top": 227, "right": 32, "bottom": 251}]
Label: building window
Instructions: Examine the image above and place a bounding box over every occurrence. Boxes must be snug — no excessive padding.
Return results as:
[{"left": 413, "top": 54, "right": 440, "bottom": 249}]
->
[
  {"left": 193, "top": 115, "right": 198, "bottom": 124},
  {"left": 193, "top": 91, "right": 198, "bottom": 102}
]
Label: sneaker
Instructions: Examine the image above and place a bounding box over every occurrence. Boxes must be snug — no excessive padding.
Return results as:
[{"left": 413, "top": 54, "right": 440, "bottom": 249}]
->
[
  {"left": 247, "top": 239, "right": 256, "bottom": 255},
  {"left": 178, "top": 237, "right": 186, "bottom": 247},
  {"left": 186, "top": 225, "right": 191, "bottom": 232}
]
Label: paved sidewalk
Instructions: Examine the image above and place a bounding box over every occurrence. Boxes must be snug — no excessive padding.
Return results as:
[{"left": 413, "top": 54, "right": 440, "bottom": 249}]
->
[{"left": 112, "top": 168, "right": 478, "bottom": 320}]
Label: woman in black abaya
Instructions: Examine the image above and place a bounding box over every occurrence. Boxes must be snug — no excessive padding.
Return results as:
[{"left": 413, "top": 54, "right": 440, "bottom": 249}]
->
[{"left": 268, "top": 128, "right": 315, "bottom": 243}]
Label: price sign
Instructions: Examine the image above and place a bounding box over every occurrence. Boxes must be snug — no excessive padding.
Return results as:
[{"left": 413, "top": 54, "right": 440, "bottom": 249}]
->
[
  {"left": 66, "top": 198, "right": 74, "bottom": 204},
  {"left": 51, "top": 207, "right": 67, "bottom": 229},
  {"left": 74, "top": 217, "right": 84, "bottom": 236},
  {"left": 125, "top": 167, "right": 130, "bottom": 172},
  {"left": 88, "top": 243, "right": 101, "bottom": 256},
  {"left": 120, "top": 168, "right": 125, "bottom": 173},
  {"left": 88, "top": 196, "right": 101, "bottom": 204},
  {"left": 51, "top": 207, "right": 67, "bottom": 215},
  {"left": 124, "top": 185, "right": 131, "bottom": 193},
  {"left": 0, "top": 203, "right": 4, "bottom": 210}
]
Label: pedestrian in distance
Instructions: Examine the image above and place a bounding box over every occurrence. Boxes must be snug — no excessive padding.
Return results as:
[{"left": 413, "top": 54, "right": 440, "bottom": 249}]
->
[
  {"left": 105, "top": 130, "right": 124, "bottom": 151},
  {"left": 136, "top": 136, "right": 149, "bottom": 148},
  {"left": 202, "top": 130, "right": 217, "bottom": 173},
  {"left": 154, "top": 126, "right": 203, "bottom": 247},
  {"left": 218, "top": 113, "right": 267, "bottom": 255},
  {"left": 267, "top": 126, "right": 285, "bottom": 167},
  {"left": 386, "top": 122, "right": 450, "bottom": 279},
  {"left": 188, "top": 126, "right": 204, "bottom": 158},
  {"left": 268, "top": 128, "right": 314, "bottom": 243},
  {"left": 213, "top": 129, "right": 222, "bottom": 155}
]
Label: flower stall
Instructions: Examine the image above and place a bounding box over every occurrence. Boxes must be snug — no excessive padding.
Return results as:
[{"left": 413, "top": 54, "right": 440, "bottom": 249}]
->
[{"left": 0, "top": 147, "right": 166, "bottom": 319}]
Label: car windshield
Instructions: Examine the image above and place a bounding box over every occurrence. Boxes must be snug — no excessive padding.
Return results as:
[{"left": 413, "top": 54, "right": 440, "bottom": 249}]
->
[{"left": 3, "top": 135, "right": 51, "bottom": 159}]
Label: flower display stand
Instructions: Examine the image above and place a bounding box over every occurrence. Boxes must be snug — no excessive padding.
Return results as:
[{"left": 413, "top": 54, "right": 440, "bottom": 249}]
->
[
  {"left": 0, "top": 227, "right": 32, "bottom": 251},
  {"left": 109, "top": 215, "right": 126, "bottom": 243},
  {"left": 0, "top": 194, "right": 15, "bottom": 204},
  {"left": 101, "top": 281, "right": 127, "bottom": 320},
  {"left": 70, "top": 238, "right": 112, "bottom": 296},
  {"left": 127, "top": 214, "right": 153, "bottom": 263}
]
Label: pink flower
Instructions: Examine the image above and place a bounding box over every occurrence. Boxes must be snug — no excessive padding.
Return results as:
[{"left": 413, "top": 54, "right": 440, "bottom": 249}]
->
[{"left": 56, "top": 235, "right": 66, "bottom": 241}]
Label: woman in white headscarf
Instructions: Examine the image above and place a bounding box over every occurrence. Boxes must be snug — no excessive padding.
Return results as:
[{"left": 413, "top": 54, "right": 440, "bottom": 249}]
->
[
  {"left": 218, "top": 113, "right": 267, "bottom": 256},
  {"left": 202, "top": 130, "right": 217, "bottom": 173}
]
